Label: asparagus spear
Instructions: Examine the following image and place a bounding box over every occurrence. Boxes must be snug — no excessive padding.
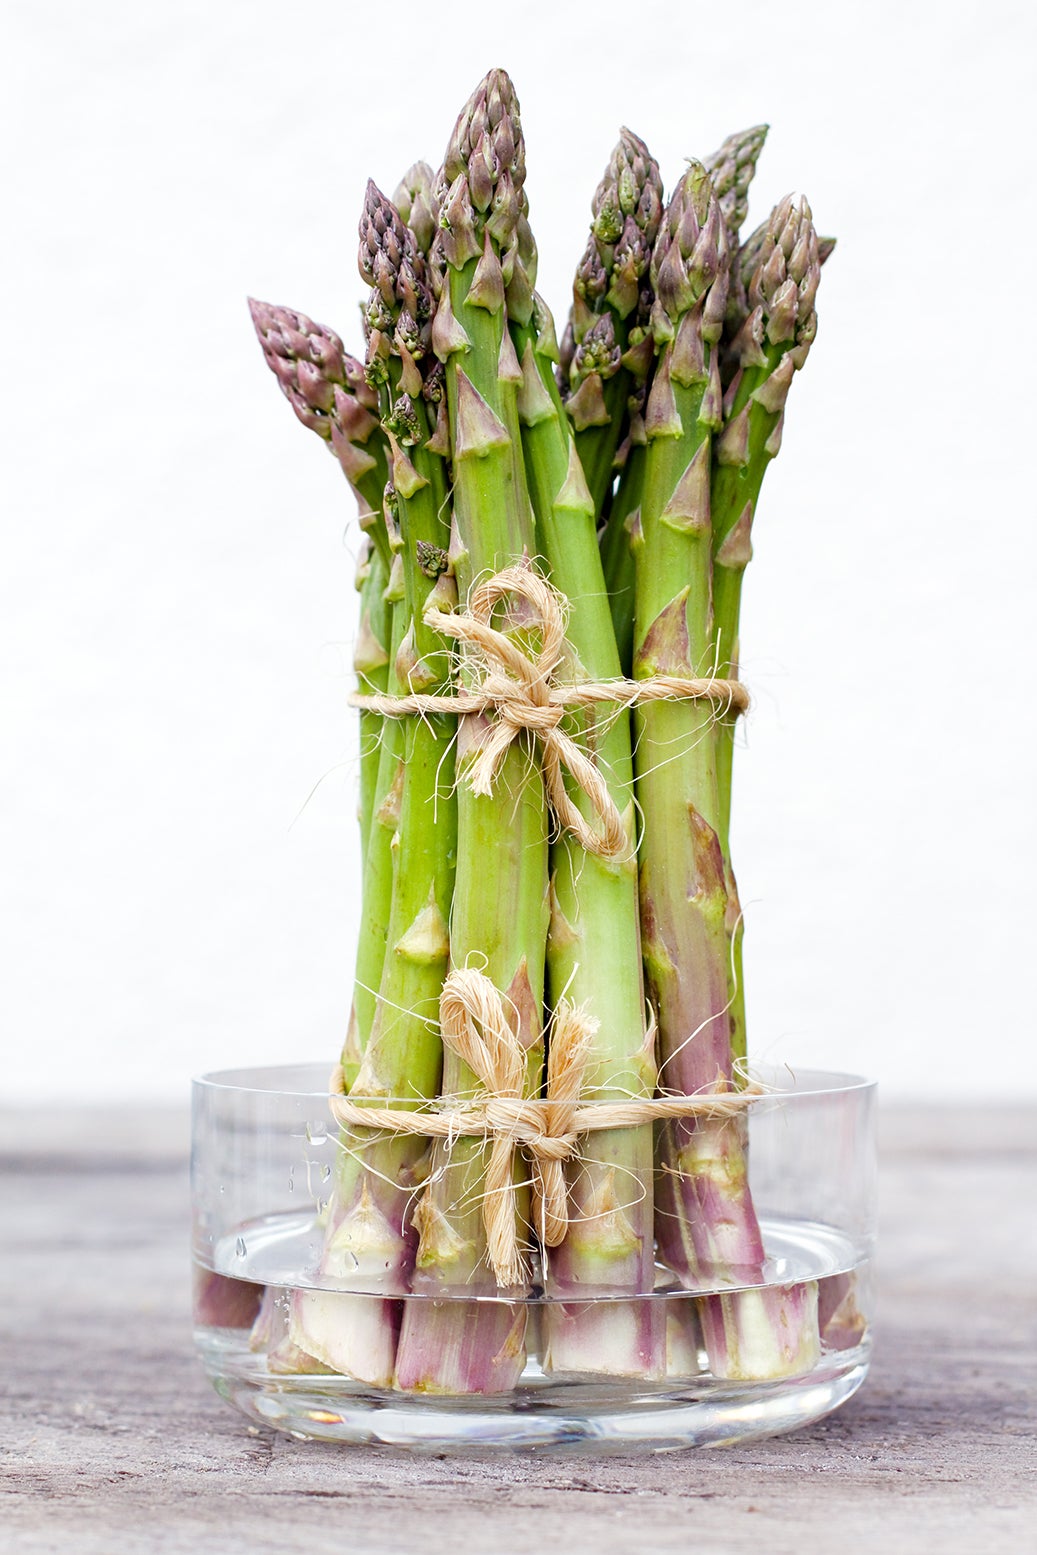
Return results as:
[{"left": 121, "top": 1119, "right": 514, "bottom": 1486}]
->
[
  {"left": 630, "top": 161, "right": 764, "bottom": 1313},
  {"left": 685, "top": 124, "right": 768, "bottom": 1069},
  {"left": 633, "top": 171, "right": 819, "bottom": 1379},
  {"left": 710, "top": 195, "right": 823, "bottom": 1072},
  {"left": 511, "top": 294, "right": 663, "bottom": 1376},
  {"left": 289, "top": 186, "right": 460, "bottom": 1384},
  {"left": 393, "top": 70, "right": 551, "bottom": 1395},
  {"left": 247, "top": 299, "right": 395, "bottom": 1085},
  {"left": 632, "top": 160, "right": 732, "bottom": 1111}
]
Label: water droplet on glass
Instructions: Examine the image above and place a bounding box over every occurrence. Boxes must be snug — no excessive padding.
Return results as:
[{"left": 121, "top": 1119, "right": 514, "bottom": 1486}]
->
[
  {"left": 235, "top": 1236, "right": 247, "bottom": 1259},
  {"left": 321, "top": 1164, "right": 332, "bottom": 1183}
]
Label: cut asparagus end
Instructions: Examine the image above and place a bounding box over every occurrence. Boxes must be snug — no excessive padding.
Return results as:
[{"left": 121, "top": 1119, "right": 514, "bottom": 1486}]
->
[
  {"left": 698, "top": 1281, "right": 820, "bottom": 1381},
  {"left": 665, "top": 1300, "right": 706, "bottom": 1378},
  {"left": 192, "top": 1268, "right": 263, "bottom": 1330},
  {"left": 288, "top": 1289, "right": 400, "bottom": 1387},
  {"left": 394, "top": 1300, "right": 528, "bottom": 1395},
  {"left": 542, "top": 1299, "right": 666, "bottom": 1380},
  {"left": 818, "top": 1271, "right": 868, "bottom": 1351},
  {"left": 250, "top": 1286, "right": 334, "bottom": 1375}
]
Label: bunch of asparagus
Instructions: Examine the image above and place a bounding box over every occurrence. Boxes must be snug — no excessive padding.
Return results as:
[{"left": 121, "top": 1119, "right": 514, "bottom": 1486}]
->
[{"left": 249, "top": 68, "right": 831, "bottom": 1393}]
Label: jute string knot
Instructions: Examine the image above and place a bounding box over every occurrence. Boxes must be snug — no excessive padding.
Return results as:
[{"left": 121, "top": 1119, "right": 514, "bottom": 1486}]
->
[
  {"left": 428, "top": 566, "right": 629, "bottom": 860},
  {"left": 350, "top": 564, "right": 749, "bottom": 862},
  {"left": 438, "top": 968, "right": 595, "bottom": 1288},
  {"left": 328, "top": 967, "right": 765, "bottom": 1288}
]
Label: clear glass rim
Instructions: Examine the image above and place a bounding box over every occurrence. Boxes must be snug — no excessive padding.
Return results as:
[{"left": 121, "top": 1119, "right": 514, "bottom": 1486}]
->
[{"left": 192, "top": 1061, "right": 877, "bottom": 1103}]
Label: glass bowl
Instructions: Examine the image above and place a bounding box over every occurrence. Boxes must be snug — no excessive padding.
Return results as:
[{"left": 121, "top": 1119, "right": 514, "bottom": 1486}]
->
[{"left": 192, "top": 1063, "right": 876, "bottom": 1452}]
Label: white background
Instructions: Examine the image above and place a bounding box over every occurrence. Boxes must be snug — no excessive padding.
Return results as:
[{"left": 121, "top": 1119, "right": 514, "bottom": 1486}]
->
[{"left": 4, "top": 0, "right": 1035, "bottom": 1102}]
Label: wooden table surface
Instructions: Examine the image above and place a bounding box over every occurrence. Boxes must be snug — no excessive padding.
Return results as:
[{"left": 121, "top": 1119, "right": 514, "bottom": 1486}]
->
[{"left": 2, "top": 1105, "right": 1034, "bottom": 1554}]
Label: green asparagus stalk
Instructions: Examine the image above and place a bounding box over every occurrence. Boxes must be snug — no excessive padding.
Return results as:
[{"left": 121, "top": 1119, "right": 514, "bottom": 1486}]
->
[
  {"left": 394, "top": 69, "right": 551, "bottom": 1395},
  {"left": 631, "top": 161, "right": 763, "bottom": 1299},
  {"left": 353, "top": 184, "right": 457, "bottom": 1107},
  {"left": 341, "top": 533, "right": 407, "bottom": 1087},
  {"left": 632, "top": 161, "right": 733, "bottom": 1107},
  {"left": 247, "top": 299, "right": 396, "bottom": 1086},
  {"left": 694, "top": 125, "right": 768, "bottom": 1069},
  {"left": 512, "top": 294, "right": 663, "bottom": 1376},
  {"left": 353, "top": 538, "right": 391, "bottom": 874},
  {"left": 710, "top": 196, "right": 823, "bottom": 1076},
  {"left": 289, "top": 186, "right": 460, "bottom": 1384},
  {"left": 599, "top": 411, "right": 647, "bottom": 676}
]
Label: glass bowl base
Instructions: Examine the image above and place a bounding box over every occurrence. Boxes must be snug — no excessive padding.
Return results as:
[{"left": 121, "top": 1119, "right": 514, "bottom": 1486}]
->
[{"left": 200, "top": 1339, "right": 870, "bottom": 1453}]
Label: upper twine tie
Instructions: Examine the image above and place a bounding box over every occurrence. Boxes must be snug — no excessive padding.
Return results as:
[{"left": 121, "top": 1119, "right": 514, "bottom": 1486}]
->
[
  {"left": 434, "top": 567, "right": 628, "bottom": 860},
  {"left": 349, "top": 564, "right": 749, "bottom": 861}
]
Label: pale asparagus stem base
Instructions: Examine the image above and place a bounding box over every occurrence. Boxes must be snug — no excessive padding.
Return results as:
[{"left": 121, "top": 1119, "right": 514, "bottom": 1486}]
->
[
  {"left": 817, "top": 1271, "right": 867, "bottom": 1352},
  {"left": 540, "top": 1148, "right": 663, "bottom": 1379},
  {"left": 252, "top": 1287, "right": 334, "bottom": 1376},
  {"left": 289, "top": 1290, "right": 401, "bottom": 1387},
  {"left": 697, "top": 1281, "right": 820, "bottom": 1381},
  {"left": 542, "top": 1299, "right": 661, "bottom": 1381},
  {"left": 394, "top": 1301, "right": 528, "bottom": 1395},
  {"left": 514, "top": 314, "right": 662, "bottom": 1377}
]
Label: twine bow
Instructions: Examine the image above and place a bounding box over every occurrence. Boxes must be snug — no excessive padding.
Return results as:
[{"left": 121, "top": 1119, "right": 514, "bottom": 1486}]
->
[
  {"left": 351, "top": 563, "right": 750, "bottom": 862},
  {"left": 328, "top": 967, "right": 764, "bottom": 1288},
  {"left": 438, "top": 967, "right": 596, "bottom": 1288},
  {"left": 428, "top": 566, "right": 629, "bottom": 859}
]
